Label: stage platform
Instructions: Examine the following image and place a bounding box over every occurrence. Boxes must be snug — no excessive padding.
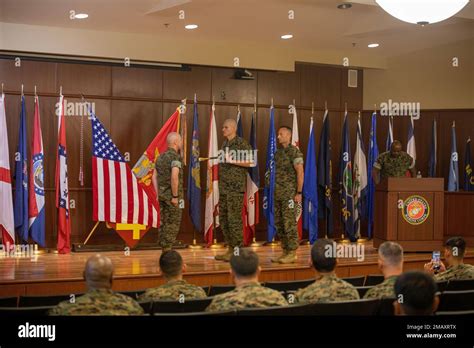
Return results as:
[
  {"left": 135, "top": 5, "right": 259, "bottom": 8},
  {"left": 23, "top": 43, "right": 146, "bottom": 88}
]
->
[{"left": 1, "top": 241, "right": 474, "bottom": 297}]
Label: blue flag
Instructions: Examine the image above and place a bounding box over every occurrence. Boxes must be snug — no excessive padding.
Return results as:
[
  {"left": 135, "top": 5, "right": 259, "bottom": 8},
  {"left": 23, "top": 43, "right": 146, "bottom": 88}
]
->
[
  {"left": 367, "top": 112, "right": 379, "bottom": 238},
  {"left": 339, "top": 112, "right": 355, "bottom": 241},
  {"left": 187, "top": 97, "right": 201, "bottom": 232},
  {"left": 303, "top": 117, "right": 318, "bottom": 244},
  {"left": 317, "top": 110, "right": 333, "bottom": 236},
  {"left": 263, "top": 106, "right": 277, "bottom": 242},
  {"left": 448, "top": 122, "right": 459, "bottom": 192},
  {"left": 236, "top": 109, "right": 244, "bottom": 138},
  {"left": 428, "top": 119, "right": 437, "bottom": 177},
  {"left": 465, "top": 137, "right": 474, "bottom": 191},
  {"left": 14, "top": 95, "right": 29, "bottom": 243}
]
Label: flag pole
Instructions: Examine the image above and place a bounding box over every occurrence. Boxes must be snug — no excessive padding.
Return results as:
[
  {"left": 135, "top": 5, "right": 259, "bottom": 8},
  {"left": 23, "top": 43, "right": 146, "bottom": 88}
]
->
[
  {"left": 188, "top": 92, "right": 203, "bottom": 250},
  {"left": 209, "top": 96, "right": 225, "bottom": 249},
  {"left": 250, "top": 96, "right": 262, "bottom": 247},
  {"left": 265, "top": 97, "right": 280, "bottom": 247}
]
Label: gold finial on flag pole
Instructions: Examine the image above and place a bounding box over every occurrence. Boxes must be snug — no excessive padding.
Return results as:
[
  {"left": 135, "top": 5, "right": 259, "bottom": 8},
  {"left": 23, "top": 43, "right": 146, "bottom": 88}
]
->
[
  {"left": 238, "top": 104, "right": 240, "bottom": 113},
  {"left": 345, "top": 102, "right": 347, "bottom": 113},
  {"left": 34, "top": 85, "right": 37, "bottom": 97},
  {"left": 358, "top": 111, "right": 361, "bottom": 119},
  {"left": 311, "top": 102, "right": 314, "bottom": 115},
  {"left": 324, "top": 100, "right": 328, "bottom": 110},
  {"left": 21, "top": 84, "right": 24, "bottom": 96},
  {"left": 60, "top": 86, "right": 63, "bottom": 96},
  {"left": 271, "top": 98, "right": 274, "bottom": 107},
  {"left": 194, "top": 93, "right": 197, "bottom": 103},
  {"left": 254, "top": 96, "right": 257, "bottom": 113},
  {"left": 374, "top": 104, "right": 377, "bottom": 113}
]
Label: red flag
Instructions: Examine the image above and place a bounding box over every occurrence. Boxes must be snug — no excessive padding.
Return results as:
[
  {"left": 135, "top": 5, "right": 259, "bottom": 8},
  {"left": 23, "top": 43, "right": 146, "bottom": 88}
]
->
[
  {"left": 204, "top": 104, "right": 219, "bottom": 245},
  {"left": 55, "top": 95, "right": 71, "bottom": 253}
]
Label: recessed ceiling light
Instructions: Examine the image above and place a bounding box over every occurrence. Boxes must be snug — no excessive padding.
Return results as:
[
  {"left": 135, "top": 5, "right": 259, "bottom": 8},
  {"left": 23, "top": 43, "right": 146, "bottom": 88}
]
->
[
  {"left": 74, "top": 13, "right": 88, "bottom": 19},
  {"left": 185, "top": 24, "right": 198, "bottom": 30},
  {"left": 337, "top": 3, "right": 353, "bottom": 9},
  {"left": 368, "top": 43, "right": 380, "bottom": 48},
  {"left": 281, "top": 34, "right": 293, "bottom": 40}
]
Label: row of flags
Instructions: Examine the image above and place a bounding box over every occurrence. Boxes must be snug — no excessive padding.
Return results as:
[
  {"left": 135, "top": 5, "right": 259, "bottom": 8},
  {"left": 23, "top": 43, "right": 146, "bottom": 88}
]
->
[
  {"left": 0, "top": 93, "right": 70, "bottom": 252},
  {"left": 2, "top": 93, "right": 473, "bottom": 250}
]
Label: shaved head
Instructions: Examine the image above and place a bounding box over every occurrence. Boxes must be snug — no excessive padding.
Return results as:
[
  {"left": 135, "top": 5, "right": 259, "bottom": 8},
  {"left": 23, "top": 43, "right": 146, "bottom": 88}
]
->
[
  {"left": 223, "top": 119, "right": 237, "bottom": 129},
  {"left": 84, "top": 254, "right": 114, "bottom": 290},
  {"left": 222, "top": 119, "right": 238, "bottom": 139},
  {"left": 167, "top": 132, "right": 181, "bottom": 146},
  {"left": 390, "top": 140, "right": 403, "bottom": 157}
]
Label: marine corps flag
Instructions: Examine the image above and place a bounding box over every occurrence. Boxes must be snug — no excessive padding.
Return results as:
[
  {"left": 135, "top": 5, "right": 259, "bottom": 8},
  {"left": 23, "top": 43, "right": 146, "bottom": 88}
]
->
[
  {"left": 90, "top": 109, "right": 159, "bottom": 248},
  {"left": 132, "top": 107, "right": 181, "bottom": 200}
]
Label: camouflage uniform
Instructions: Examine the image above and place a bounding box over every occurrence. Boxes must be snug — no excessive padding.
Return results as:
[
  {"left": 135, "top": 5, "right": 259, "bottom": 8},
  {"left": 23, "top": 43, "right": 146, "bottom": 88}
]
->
[
  {"left": 48, "top": 289, "right": 144, "bottom": 316},
  {"left": 137, "top": 279, "right": 207, "bottom": 301},
  {"left": 434, "top": 263, "right": 474, "bottom": 281},
  {"left": 156, "top": 148, "right": 183, "bottom": 249},
  {"left": 363, "top": 275, "right": 397, "bottom": 299},
  {"left": 294, "top": 274, "right": 360, "bottom": 303},
  {"left": 373, "top": 151, "right": 414, "bottom": 179},
  {"left": 274, "top": 144, "right": 303, "bottom": 251},
  {"left": 219, "top": 136, "right": 252, "bottom": 248},
  {"left": 206, "top": 282, "right": 288, "bottom": 312}
]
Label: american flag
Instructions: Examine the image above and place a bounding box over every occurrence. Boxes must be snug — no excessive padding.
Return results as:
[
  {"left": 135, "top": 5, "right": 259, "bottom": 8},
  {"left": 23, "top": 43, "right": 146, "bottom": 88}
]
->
[{"left": 91, "top": 113, "right": 159, "bottom": 227}]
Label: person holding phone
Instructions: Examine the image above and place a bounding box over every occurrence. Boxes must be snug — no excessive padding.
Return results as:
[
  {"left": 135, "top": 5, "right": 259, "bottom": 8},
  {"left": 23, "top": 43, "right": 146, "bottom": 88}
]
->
[{"left": 424, "top": 236, "right": 474, "bottom": 281}]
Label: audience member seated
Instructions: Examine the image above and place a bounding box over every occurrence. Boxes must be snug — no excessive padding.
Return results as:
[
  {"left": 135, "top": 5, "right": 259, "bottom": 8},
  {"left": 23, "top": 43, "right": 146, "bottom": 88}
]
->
[
  {"left": 138, "top": 250, "right": 207, "bottom": 302},
  {"left": 294, "top": 239, "right": 359, "bottom": 303},
  {"left": 206, "top": 249, "right": 288, "bottom": 312},
  {"left": 394, "top": 271, "right": 439, "bottom": 316},
  {"left": 49, "top": 254, "right": 144, "bottom": 316},
  {"left": 364, "top": 241, "right": 403, "bottom": 299},
  {"left": 424, "top": 236, "right": 474, "bottom": 281}
]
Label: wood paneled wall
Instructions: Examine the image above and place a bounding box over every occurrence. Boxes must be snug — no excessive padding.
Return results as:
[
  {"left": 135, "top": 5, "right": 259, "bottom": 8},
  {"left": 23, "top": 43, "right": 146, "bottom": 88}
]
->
[{"left": 1, "top": 58, "right": 472, "bottom": 248}]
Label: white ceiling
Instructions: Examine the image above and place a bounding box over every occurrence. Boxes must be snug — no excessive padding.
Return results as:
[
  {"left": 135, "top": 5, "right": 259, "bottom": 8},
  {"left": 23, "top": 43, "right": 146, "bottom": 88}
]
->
[{"left": 0, "top": 0, "right": 473, "bottom": 58}]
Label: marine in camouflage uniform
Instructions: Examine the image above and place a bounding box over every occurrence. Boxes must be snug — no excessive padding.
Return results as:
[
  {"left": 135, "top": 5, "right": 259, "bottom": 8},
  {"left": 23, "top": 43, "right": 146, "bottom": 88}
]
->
[
  {"left": 373, "top": 141, "right": 415, "bottom": 183},
  {"left": 137, "top": 279, "right": 207, "bottom": 301},
  {"left": 49, "top": 289, "right": 144, "bottom": 316},
  {"left": 272, "top": 143, "right": 304, "bottom": 263},
  {"left": 156, "top": 147, "right": 183, "bottom": 250},
  {"left": 363, "top": 275, "right": 398, "bottom": 299},
  {"left": 205, "top": 282, "right": 288, "bottom": 312},
  {"left": 434, "top": 264, "right": 474, "bottom": 281},
  {"left": 216, "top": 131, "right": 252, "bottom": 261},
  {"left": 295, "top": 274, "right": 360, "bottom": 303}
]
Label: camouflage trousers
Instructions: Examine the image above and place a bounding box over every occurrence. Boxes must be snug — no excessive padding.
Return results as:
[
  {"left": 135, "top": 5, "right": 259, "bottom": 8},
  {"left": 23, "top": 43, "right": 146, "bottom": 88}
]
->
[
  {"left": 158, "top": 200, "right": 182, "bottom": 249},
  {"left": 219, "top": 192, "right": 244, "bottom": 248},
  {"left": 274, "top": 198, "right": 299, "bottom": 252}
]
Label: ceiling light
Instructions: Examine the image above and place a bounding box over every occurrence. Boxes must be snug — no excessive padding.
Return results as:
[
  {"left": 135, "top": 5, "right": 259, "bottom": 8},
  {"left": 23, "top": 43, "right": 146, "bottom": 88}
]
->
[
  {"left": 281, "top": 34, "right": 293, "bottom": 40},
  {"left": 337, "top": 3, "right": 353, "bottom": 10},
  {"left": 368, "top": 43, "right": 379, "bottom": 48},
  {"left": 74, "top": 13, "right": 89, "bottom": 19},
  {"left": 375, "top": 0, "right": 469, "bottom": 25},
  {"left": 185, "top": 24, "right": 198, "bottom": 30}
]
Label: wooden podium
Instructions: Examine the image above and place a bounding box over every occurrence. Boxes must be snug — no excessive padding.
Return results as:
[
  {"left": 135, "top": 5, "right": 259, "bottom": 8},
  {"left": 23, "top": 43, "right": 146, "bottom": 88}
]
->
[{"left": 373, "top": 178, "right": 444, "bottom": 252}]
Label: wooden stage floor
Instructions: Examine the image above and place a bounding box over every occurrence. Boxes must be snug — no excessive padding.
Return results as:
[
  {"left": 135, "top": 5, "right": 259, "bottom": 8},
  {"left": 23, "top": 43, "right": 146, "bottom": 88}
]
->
[{"left": 1, "top": 241, "right": 474, "bottom": 297}]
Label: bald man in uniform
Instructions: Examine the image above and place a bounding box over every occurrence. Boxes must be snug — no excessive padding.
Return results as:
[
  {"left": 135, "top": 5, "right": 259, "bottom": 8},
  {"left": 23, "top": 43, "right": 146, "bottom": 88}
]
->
[
  {"left": 153, "top": 132, "right": 184, "bottom": 251},
  {"left": 372, "top": 140, "right": 416, "bottom": 184},
  {"left": 49, "top": 254, "right": 144, "bottom": 315},
  {"left": 215, "top": 119, "right": 254, "bottom": 262}
]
